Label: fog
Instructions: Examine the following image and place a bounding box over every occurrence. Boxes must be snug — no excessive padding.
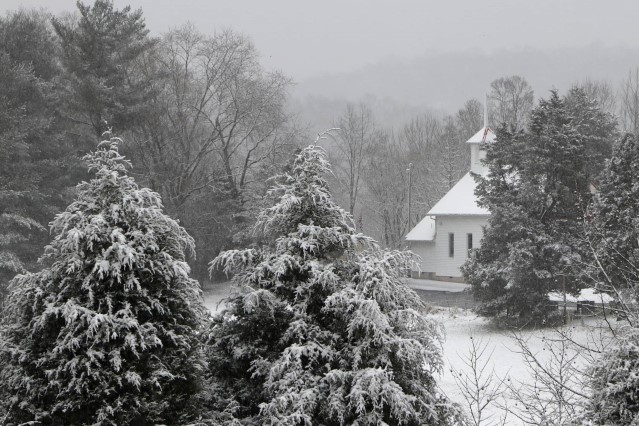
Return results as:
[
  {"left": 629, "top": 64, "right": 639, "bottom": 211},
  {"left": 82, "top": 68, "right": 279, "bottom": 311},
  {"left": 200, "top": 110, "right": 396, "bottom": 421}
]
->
[{"left": 4, "top": 0, "right": 639, "bottom": 114}]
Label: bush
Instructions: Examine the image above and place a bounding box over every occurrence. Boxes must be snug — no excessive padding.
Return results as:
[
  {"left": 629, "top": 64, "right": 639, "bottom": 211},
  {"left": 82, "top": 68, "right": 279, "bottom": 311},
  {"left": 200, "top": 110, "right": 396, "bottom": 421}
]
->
[{"left": 586, "top": 327, "right": 639, "bottom": 425}]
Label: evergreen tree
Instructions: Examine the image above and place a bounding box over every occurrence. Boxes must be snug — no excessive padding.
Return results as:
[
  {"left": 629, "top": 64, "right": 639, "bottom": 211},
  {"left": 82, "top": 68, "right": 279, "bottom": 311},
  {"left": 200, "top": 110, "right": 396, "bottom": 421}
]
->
[
  {"left": 564, "top": 87, "right": 618, "bottom": 182},
  {"left": 589, "top": 134, "right": 639, "bottom": 293},
  {"left": 463, "top": 89, "right": 616, "bottom": 324},
  {"left": 53, "top": 0, "right": 156, "bottom": 136},
  {"left": 0, "top": 39, "right": 70, "bottom": 307},
  {"left": 0, "top": 9, "right": 90, "bottom": 309},
  {"left": 206, "top": 144, "right": 461, "bottom": 425},
  {"left": 0, "top": 54, "right": 44, "bottom": 308},
  {"left": 0, "top": 136, "right": 207, "bottom": 425},
  {"left": 0, "top": 9, "right": 60, "bottom": 80},
  {"left": 584, "top": 135, "right": 639, "bottom": 426}
]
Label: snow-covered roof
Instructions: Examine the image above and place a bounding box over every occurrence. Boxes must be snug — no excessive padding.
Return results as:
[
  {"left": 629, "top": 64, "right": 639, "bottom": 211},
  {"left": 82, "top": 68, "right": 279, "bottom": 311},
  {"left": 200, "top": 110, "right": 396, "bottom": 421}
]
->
[
  {"left": 548, "top": 288, "right": 614, "bottom": 304},
  {"left": 426, "top": 172, "right": 489, "bottom": 216},
  {"left": 405, "top": 215, "right": 436, "bottom": 241},
  {"left": 466, "top": 126, "right": 496, "bottom": 144}
]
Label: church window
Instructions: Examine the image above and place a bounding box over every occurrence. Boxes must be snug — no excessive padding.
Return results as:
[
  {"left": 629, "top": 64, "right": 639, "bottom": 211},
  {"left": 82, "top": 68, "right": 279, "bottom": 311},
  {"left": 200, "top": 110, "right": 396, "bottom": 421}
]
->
[{"left": 448, "top": 233, "right": 454, "bottom": 258}]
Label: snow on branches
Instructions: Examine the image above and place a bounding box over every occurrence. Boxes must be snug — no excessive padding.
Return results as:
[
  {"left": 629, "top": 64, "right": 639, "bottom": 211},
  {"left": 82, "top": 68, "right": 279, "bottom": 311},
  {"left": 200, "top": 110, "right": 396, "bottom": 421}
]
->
[
  {"left": 0, "top": 135, "right": 207, "bottom": 425},
  {"left": 587, "top": 326, "right": 639, "bottom": 424},
  {"left": 206, "top": 143, "right": 461, "bottom": 425}
]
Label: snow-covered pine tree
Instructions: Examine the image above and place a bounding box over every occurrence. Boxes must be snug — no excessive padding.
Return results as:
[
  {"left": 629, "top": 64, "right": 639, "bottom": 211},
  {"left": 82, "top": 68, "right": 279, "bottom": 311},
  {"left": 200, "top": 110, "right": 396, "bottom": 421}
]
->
[
  {"left": 0, "top": 136, "right": 208, "bottom": 425},
  {"left": 589, "top": 134, "right": 639, "bottom": 300},
  {"left": 206, "top": 144, "right": 461, "bottom": 425},
  {"left": 583, "top": 135, "right": 639, "bottom": 425},
  {"left": 463, "top": 89, "right": 616, "bottom": 324},
  {"left": 586, "top": 327, "right": 639, "bottom": 425}
]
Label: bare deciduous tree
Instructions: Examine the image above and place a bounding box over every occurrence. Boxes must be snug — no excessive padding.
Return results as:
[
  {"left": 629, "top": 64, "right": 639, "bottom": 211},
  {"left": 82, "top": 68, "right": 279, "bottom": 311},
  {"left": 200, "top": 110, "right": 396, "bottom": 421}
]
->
[
  {"left": 130, "top": 25, "right": 295, "bottom": 212},
  {"left": 574, "top": 78, "right": 617, "bottom": 117},
  {"left": 437, "top": 116, "right": 468, "bottom": 190},
  {"left": 451, "top": 336, "right": 508, "bottom": 426},
  {"left": 401, "top": 113, "right": 442, "bottom": 214},
  {"left": 501, "top": 331, "right": 589, "bottom": 426},
  {"left": 331, "top": 103, "right": 378, "bottom": 218},
  {"left": 620, "top": 68, "right": 639, "bottom": 134},
  {"left": 488, "top": 75, "right": 534, "bottom": 132},
  {"left": 365, "top": 129, "right": 410, "bottom": 248},
  {"left": 456, "top": 98, "right": 484, "bottom": 139},
  {"left": 125, "top": 24, "right": 297, "bottom": 279}
]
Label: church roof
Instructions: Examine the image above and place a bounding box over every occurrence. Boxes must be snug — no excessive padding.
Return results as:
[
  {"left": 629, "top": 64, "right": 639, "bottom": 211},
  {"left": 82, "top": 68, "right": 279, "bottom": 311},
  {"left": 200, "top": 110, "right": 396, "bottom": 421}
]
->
[
  {"left": 405, "top": 125, "right": 493, "bottom": 241},
  {"left": 466, "top": 126, "right": 496, "bottom": 144},
  {"left": 405, "top": 215, "right": 436, "bottom": 241},
  {"left": 426, "top": 172, "right": 489, "bottom": 216}
]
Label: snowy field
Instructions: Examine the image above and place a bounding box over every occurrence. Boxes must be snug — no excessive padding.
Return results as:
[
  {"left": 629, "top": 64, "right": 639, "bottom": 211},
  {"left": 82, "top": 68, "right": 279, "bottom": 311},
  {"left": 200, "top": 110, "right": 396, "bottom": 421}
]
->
[
  {"left": 202, "top": 282, "right": 614, "bottom": 425},
  {"left": 433, "top": 308, "right": 614, "bottom": 425}
]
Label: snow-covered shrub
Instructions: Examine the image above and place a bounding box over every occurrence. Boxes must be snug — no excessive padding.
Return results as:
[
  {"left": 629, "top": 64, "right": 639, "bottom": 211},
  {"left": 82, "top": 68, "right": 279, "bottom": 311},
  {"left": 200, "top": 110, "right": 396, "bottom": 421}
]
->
[
  {"left": 0, "top": 136, "right": 208, "bottom": 425},
  {"left": 206, "top": 144, "right": 462, "bottom": 425},
  {"left": 586, "top": 327, "right": 639, "bottom": 425}
]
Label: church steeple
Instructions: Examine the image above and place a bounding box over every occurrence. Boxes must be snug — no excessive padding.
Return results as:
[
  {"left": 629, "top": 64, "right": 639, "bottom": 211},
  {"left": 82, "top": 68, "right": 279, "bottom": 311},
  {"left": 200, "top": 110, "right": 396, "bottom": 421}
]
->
[
  {"left": 467, "top": 126, "right": 495, "bottom": 175},
  {"left": 483, "top": 93, "right": 488, "bottom": 128},
  {"left": 465, "top": 96, "right": 494, "bottom": 174}
]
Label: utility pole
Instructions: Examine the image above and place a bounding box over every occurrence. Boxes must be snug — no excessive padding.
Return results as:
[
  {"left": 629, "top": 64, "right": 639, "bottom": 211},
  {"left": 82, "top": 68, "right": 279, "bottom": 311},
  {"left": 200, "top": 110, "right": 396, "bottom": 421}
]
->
[
  {"left": 562, "top": 274, "right": 567, "bottom": 325},
  {"left": 407, "top": 163, "right": 413, "bottom": 230}
]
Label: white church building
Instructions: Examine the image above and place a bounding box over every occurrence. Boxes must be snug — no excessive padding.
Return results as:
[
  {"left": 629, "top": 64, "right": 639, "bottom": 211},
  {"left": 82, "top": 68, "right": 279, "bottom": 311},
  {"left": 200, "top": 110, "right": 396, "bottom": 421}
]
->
[{"left": 405, "top": 126, "right": 495, "bottom": 282}]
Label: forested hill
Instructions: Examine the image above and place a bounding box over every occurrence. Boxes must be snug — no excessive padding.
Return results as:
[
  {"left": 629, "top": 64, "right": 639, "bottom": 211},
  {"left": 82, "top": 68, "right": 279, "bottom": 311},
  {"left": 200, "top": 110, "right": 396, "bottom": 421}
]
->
[{"left": 294, "top": 44, "right": 639, "bottom": 113}]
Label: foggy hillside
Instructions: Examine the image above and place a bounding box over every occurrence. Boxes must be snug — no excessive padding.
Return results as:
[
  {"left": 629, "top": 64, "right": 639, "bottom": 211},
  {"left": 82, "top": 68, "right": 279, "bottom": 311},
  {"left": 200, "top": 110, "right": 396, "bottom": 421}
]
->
[{"left": 293, "top": 44, "right": 639, "bottom": 121}]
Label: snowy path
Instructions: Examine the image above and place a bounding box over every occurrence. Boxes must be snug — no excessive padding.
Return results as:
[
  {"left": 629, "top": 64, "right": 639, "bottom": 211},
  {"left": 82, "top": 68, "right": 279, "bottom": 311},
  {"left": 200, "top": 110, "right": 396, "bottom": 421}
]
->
[
  {"left": 203, "top": 278, "right": 471, "bottom": 313},
  {"left": 405, "top": 278, "right": 470, "bottom": 293}
]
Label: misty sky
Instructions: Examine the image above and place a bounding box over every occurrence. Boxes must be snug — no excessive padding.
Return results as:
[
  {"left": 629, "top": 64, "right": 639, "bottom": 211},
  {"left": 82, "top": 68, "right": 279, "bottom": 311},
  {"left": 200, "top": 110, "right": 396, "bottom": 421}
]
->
[{"left": 3, "top": 0, "right": 639, "bottom": 82}]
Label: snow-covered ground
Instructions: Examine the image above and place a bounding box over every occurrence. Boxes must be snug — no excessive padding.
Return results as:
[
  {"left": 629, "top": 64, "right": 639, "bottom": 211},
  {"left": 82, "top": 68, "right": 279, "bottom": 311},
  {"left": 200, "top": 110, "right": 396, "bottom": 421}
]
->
[
  {"left": 434, "top": 308, "right": 614, "bottom": 425},
  {"left": 202, "top": 283, "right": 613, "bottom": 425}
]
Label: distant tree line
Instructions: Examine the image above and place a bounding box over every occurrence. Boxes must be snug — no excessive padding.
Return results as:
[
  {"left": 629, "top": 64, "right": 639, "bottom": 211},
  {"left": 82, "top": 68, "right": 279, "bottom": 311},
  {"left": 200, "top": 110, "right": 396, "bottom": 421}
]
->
[{"left": 0, "top": 0, "right": 532, "bottom": 292}]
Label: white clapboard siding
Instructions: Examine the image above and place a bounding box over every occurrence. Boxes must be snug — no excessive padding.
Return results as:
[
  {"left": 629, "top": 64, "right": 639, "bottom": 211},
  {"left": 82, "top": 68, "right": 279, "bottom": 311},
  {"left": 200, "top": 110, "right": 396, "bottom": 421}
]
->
[
  {"left": 405, "top": 126, "right": 496, "bottom": 281},
  {"left": 410, "top": 215, "right": 488, "bottom": 278}
]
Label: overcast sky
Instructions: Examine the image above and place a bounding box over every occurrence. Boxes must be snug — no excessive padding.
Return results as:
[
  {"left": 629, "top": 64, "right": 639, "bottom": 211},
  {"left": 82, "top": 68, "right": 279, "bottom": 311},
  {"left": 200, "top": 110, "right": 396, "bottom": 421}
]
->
[{"left": 2, "top": 0, "right": 639, "bottom": 82}]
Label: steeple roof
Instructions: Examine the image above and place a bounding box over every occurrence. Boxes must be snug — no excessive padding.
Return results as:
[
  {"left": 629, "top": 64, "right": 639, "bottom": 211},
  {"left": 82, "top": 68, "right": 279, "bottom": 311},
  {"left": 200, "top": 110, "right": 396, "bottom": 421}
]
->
[{"left": 466, "top": 126, "right": 496, "bottom": 144}]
